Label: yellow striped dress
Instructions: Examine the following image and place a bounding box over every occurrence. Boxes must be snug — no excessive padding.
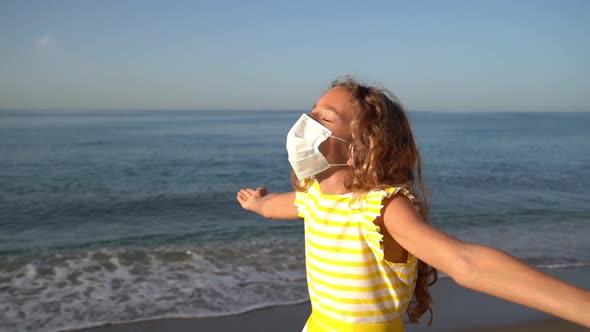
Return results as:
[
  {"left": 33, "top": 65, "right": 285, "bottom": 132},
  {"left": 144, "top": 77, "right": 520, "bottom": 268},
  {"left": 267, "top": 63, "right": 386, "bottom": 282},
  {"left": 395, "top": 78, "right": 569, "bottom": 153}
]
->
[{"left": 294, "top": 181, "right": 419, "bottom": 332}]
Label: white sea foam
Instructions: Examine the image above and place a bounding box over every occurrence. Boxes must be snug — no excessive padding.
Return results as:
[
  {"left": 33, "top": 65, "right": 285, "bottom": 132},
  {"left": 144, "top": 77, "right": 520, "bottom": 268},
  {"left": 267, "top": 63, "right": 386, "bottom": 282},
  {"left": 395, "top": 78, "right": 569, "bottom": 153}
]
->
[
  {"left": 1, "top": 236, "right": 589, "bottom": 332},
  {"left": 0, "top": 239, "right": 308, "bottom": 332}
]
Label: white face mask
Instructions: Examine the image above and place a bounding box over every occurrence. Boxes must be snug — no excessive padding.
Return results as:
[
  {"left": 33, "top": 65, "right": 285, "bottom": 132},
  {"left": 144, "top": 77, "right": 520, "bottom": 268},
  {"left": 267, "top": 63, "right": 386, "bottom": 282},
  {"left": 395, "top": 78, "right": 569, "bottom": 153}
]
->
[{"left": 286, "top": 114, "right": 350, "bottom": 180}]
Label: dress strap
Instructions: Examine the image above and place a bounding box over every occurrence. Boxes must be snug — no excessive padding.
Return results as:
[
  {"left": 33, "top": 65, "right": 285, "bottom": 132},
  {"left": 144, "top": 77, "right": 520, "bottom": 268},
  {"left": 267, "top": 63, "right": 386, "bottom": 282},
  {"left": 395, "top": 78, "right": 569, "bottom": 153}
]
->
[{"left": 383, "top": 187, "right": 417, "bottom": 204}]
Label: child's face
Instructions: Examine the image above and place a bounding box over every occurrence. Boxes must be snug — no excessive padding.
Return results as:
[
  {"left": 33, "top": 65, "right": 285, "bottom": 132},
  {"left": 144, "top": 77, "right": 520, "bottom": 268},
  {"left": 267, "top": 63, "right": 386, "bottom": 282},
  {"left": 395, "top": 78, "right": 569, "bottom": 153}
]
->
[{"left": 308, "top": 87, "right": 354, "bottom": 165}]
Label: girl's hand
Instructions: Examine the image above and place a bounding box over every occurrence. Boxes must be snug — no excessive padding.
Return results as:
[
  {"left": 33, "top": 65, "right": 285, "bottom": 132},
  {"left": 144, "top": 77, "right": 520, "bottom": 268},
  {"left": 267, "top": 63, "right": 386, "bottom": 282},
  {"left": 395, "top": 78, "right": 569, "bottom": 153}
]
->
[
  {"left": 237, "top": 187, "right": 268, "bottom": 214},
  {"left": 236, "top": 188, "right": 299, "bottom": 220}
]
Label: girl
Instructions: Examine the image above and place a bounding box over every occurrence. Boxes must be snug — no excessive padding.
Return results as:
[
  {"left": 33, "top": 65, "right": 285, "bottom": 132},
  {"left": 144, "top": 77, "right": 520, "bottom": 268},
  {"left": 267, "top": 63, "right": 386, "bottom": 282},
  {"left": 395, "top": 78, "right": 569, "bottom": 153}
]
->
[{"left": 236, "top": 78, "right": 590, "bottom": 332}]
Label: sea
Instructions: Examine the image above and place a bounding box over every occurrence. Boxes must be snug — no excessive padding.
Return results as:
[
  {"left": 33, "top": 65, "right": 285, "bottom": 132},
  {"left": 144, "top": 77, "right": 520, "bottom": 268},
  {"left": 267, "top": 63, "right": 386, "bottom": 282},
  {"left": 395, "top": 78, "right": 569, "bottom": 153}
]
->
[{"left": 1, "top": 110, "right": 589, "bottom": 332}]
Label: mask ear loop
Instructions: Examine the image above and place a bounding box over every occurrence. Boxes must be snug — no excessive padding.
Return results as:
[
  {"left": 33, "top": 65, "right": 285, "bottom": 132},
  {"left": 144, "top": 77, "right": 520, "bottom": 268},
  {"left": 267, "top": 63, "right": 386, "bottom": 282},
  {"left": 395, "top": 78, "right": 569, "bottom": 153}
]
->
[
  {"left": 329, "top": 135, "right": 351, "bottom": 143},
  {"left": 326, "top": 136, "right": 352, "bottom": 167}
]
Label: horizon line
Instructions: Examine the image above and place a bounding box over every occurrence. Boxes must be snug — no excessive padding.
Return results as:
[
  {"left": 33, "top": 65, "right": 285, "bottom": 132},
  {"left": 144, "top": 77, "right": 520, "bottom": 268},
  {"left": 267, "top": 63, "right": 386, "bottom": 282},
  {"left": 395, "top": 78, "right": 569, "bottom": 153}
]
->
[{"left": 1, "top": 108, "right": 589, "bottom": 114}]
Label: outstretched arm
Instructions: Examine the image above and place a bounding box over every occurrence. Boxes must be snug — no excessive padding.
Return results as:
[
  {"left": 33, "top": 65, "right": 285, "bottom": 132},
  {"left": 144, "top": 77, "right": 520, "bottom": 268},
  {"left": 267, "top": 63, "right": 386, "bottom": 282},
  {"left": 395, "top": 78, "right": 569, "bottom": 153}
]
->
[
  {"left": 237, "top": 187, "right": 300, "bottom": 220},
  {"left": 382, "top": 194, "right": 590, "bottom": 328}
]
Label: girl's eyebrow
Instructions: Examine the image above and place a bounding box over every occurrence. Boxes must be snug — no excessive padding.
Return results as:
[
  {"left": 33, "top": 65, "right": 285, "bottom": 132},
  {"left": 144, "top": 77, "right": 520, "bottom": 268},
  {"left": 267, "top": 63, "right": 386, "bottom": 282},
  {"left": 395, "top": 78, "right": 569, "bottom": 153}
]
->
[{"left": 312, "top": 103, "right": 341, "bottom": 116}]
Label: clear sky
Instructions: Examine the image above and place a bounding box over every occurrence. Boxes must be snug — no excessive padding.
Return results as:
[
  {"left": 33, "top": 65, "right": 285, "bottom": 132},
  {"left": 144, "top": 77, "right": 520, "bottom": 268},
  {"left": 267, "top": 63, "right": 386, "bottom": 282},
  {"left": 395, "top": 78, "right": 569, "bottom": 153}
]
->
[{"left": 1, "top": 0, "right": 589, "bottom": 112}]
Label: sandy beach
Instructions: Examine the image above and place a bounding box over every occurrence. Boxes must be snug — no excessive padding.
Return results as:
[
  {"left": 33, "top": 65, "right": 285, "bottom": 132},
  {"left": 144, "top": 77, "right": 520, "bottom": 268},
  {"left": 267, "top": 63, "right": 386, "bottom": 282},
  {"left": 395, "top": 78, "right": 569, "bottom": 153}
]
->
[
  {"left": 457, "top": 319, "right": 588, "bottom": 332},
  {"left": 70, "top": 307, "right": 588, "bottom": 332},
  {"left": 72, "top": 266, "right": 590, "bottom": 332}
]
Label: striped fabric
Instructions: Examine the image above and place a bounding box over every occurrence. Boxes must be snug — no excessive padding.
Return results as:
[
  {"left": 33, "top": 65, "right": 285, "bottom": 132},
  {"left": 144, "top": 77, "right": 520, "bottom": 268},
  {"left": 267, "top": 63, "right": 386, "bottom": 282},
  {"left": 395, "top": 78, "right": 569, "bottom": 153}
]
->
[{"left": 294, "top": 181, "right": 419, "bottom": 332}]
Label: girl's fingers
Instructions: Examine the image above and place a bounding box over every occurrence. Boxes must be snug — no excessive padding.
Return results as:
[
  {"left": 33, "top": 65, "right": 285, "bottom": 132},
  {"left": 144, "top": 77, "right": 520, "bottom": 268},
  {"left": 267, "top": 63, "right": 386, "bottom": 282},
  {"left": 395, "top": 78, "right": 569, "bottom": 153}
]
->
[
  {"left": 237, "top": 191, "right": 251, "bottom": 202},
  {"left": 238, "top": 188, "right": 262, "bottom": 200}
]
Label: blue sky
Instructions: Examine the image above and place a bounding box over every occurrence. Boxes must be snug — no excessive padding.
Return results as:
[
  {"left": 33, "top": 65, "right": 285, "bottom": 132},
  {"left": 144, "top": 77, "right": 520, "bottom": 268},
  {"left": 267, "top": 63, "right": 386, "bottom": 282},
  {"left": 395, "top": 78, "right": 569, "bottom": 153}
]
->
[{"left": 1, "top": 0, "right": 588, "bottom": 112}]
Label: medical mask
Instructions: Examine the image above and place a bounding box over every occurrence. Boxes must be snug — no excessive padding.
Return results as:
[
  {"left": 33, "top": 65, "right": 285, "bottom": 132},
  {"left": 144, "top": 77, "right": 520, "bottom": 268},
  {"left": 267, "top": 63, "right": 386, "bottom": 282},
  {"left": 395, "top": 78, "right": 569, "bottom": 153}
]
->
[{"left": 286, "top": 113, "right": 350, "bottom": 180}]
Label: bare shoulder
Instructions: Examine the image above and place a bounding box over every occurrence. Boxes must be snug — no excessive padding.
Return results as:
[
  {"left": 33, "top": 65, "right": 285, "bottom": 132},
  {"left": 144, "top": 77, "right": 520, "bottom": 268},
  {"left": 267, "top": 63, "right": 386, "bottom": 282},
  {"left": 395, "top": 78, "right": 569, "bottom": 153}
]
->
[
  {"left": 380, "top": 192, "right": 426, "bottom": 246},
  {"left": 382, "top": 192, "right": 421, "bottom": 225},
  {"left": 381, "top": 192, "right": 470, "bottom": 277}
]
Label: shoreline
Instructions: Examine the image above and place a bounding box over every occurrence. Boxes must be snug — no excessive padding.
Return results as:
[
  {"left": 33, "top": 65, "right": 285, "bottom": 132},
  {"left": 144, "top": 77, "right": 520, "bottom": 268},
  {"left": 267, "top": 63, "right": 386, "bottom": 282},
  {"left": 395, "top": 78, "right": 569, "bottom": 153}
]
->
[
  {"left": 70, "top": 307, "right": 589, "bottom": 332},
  {"left": 454, "top": 319, "right": 588, "bottom": 332},
  {"left": 71, "top": 266, "right": 590, "bottom": 332}
]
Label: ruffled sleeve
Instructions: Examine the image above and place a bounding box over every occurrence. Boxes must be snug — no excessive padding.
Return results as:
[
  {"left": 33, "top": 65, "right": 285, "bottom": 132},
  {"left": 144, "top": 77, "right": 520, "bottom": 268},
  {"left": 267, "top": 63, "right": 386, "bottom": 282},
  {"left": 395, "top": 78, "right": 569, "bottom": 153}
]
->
[
  {"left": 293, "top": 190, "right": 308, "bottom": 219},
  {"left": 360, "top": 187, "right": 418, "bottom": 268}
]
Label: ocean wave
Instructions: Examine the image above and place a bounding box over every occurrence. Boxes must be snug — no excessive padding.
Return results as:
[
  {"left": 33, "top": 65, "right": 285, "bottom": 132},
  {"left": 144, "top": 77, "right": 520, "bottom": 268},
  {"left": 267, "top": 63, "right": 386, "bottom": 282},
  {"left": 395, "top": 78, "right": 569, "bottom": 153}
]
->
[
  {"left": 0, "top": 240, "right": 307, "bottom": 332},
  {"left": 2, "top": 240, "right": 590, "bottom": 331}
]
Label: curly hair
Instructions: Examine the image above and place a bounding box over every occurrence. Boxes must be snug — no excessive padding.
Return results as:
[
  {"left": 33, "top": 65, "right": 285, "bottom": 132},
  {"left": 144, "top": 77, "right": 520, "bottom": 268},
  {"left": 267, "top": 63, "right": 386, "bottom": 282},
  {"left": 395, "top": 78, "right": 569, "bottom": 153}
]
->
[{"left": 292, "top": 77, "right": 438, "bottom": 325}]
